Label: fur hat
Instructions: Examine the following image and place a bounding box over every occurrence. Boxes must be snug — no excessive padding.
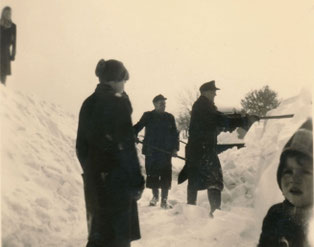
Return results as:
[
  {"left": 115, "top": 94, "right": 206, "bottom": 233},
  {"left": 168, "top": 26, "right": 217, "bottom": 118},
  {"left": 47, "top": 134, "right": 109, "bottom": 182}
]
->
[
  {"left": 277, "top": 118, "right": 313, "bottom": 190},
  {"left": 95, "top": 59, "right": 129, "bottom": 83}
]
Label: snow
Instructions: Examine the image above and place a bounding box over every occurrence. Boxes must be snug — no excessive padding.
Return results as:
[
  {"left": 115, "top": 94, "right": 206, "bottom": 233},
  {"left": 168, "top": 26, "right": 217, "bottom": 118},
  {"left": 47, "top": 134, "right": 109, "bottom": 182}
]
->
[
  {"left": 1, "top": 84, "right": 313, "bottom": 246},
  {"left": 0, "top": 86, "right": 86, "bottom": 246}
]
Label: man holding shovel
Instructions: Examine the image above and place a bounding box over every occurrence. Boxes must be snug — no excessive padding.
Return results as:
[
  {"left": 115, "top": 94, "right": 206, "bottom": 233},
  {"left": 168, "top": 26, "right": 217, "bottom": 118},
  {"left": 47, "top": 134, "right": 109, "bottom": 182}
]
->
[{"left": 134, "top": 94, "right": 179, "bottom": 209}]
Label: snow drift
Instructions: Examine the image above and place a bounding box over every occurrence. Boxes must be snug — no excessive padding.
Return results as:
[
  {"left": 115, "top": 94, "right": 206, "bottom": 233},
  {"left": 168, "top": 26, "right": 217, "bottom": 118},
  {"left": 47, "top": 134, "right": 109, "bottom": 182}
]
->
[
  {"left": 1, "top": 84, "right": 312, "bottom": 246},
  {"left": 0, "top": 86, "right": 86, "bottom": 246}
]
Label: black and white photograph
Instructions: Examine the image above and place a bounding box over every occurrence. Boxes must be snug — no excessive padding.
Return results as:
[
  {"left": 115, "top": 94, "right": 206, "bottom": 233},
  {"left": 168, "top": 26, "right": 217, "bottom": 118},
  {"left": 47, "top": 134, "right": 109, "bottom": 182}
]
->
[{"left": 1, "top": 1, "right": 313, "bottom": 246}]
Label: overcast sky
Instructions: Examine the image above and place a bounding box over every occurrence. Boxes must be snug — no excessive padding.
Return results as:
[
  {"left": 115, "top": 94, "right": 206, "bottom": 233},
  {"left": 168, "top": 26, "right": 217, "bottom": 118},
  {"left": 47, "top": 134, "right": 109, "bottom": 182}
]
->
[{"left": 2, "top": 0, "right": 313, "bottom": 121}]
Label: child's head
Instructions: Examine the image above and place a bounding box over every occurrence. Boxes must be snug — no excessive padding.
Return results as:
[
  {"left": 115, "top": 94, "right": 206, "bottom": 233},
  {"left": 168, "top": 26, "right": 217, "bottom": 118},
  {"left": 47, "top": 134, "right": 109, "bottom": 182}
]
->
[{"left": 277, "top": 120, "right": 313, "bottom": 208}]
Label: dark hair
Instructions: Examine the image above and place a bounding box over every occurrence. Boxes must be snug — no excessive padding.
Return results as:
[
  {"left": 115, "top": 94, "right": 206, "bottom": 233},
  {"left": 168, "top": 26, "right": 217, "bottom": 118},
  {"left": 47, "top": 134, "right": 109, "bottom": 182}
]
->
[
  {"left": 1, "top": 6, "right": 11, "bottom": 14},
  {"left": 95, "top": 59, "right": 129, "bottom": 83},
  {"left": 1, "top": 6, "right": 11, "bottom": 21},
  {"left": 281, "top": 151, "right": 312, "bottom": 170}
]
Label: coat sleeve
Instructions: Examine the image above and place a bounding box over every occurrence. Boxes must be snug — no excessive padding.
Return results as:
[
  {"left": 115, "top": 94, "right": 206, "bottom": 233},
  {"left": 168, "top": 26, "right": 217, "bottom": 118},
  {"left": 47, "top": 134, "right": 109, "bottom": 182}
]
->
[
  {"left": 216, "top": 111, "right": 247, "bottom": 132},
  {"left": 169, "top": 114, "right": 180, "bottom": 151},
  {"left": 133, "top": 112, "right": 149, "bottom": 136},
  {"left": 193, "top": 99, "right": 246, "bottom": 131},
  {"left": 114, "top": 98, "right": 144, "bottom": 189},
  {"left": 257, "top": 205, "right": 281, "bottom": 247},
  {"left": 76, "top": 102, "right": 89, "bottom": 171}
]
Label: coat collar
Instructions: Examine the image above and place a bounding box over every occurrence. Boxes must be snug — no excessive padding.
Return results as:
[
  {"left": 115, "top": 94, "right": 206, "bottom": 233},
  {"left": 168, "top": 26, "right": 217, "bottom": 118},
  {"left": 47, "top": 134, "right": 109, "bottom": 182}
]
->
[
  {"left": 95, "top": 83, "right": 114, "bottom": 94},
  {"left": 198, "top": 95, "right": 217, "bottom": 110}
]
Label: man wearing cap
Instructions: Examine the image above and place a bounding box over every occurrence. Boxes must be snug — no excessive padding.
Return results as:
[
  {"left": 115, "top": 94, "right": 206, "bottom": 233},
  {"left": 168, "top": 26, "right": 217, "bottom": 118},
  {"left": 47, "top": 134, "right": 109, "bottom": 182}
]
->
[
  {"left": 134, "top": 94, "right": 179, "bottom": 209},
  {"left": 185, "top": 80, "right": 253, "bottom": 217}
]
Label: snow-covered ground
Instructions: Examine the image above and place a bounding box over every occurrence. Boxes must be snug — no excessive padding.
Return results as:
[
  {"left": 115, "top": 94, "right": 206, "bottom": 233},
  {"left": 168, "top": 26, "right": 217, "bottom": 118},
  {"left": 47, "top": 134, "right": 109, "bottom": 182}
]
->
[{"left": 1, "top": 84, "right": 313, "bottom": 246}]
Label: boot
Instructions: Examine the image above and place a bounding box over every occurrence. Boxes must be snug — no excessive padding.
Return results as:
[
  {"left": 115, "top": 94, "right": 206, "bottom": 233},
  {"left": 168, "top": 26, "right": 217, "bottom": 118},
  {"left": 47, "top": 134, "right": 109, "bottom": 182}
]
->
[
  {"left": 149, "top": 197, "right": 158, "bottom": 206},
  {"left": 160, "top": 198, "right": 172, "bottom": 209},
  {"left": 209, "top": 212, "right": 214, "bottom": 218},
  {"left": 187, "top": 186, "right": 197, "bottom": 205},
  {"left": 208, "top": 189, "right": 221, "bottom": 218},
  {"left": 160, "top": 189, "right": 172, "bottom": 209},
  {"left": 149, "top": 188, "right": 159, "bottom": 206}
]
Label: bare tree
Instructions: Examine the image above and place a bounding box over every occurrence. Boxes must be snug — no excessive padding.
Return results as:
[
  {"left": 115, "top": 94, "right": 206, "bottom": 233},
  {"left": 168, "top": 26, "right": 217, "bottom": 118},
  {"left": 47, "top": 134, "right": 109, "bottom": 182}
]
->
[{"left": 176, "top": 87, "right": 199, "bottom": 138}]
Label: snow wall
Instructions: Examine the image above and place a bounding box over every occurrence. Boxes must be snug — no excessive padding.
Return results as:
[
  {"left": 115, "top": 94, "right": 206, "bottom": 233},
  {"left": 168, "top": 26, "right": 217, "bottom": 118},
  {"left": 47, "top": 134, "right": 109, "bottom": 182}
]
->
[
  {"left": 0, "top": 86, "right": 86, "bottom": 246},
  {"left": 1, "top": 84, "right": 313, "bottom": 246}
]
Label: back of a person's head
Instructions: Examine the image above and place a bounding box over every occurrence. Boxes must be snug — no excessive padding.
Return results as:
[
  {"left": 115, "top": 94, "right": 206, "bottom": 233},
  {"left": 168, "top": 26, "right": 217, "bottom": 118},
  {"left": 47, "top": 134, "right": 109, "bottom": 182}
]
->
[{"left": 95, "top": 59, "right": 129, "bottom": 83}]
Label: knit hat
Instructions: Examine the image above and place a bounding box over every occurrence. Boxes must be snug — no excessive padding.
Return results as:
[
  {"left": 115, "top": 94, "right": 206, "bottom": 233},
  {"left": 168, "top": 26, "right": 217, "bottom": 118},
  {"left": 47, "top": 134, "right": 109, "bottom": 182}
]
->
[
  {"left": 95, "top": 59, "right": 129, "bottom": 83},
  {"left": 199, "top": 80, "right": 220, "bottom": 92},
  {"left": 277, "top": 118, "right": 313, "bottom": 190}
]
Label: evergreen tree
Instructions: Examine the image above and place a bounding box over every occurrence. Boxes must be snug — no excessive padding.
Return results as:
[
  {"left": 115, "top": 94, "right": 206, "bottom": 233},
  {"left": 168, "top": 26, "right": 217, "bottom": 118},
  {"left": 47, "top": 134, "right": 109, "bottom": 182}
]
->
[{"left": 240, "top": 85, "right": 280, "bottom": 117}]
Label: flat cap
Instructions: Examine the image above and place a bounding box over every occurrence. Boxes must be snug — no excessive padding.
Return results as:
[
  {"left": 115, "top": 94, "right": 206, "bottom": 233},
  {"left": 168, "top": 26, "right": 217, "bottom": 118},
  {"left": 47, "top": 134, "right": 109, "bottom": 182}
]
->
[
  {"left": 199, "top": 80, "right": 220, "bottom": 92},
  {"left": 153, "top": 94, "right": 167, "bottom": 103}
]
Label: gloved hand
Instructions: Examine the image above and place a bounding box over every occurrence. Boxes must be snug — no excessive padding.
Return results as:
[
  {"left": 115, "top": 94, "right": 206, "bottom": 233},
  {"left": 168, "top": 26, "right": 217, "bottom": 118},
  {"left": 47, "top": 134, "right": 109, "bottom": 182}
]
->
[
  {"left": 242, "top": 114, "right": 260, "bottom": 131},
  {"left": 248, "top": 115, "right": 260, "bottom": 122}
]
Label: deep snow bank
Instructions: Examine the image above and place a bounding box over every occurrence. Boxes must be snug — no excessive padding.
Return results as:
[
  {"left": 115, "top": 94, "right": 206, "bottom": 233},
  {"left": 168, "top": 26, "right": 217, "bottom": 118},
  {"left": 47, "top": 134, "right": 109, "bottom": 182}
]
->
[
  {"left": 166, "top": 87, "right": 313, "bottom": 245},
  {"left": 1, "top": 85, "right": 312, "bottom": 247},
  {"left": 0, "top": 85, "right": 86, "bottom": 246},
  {"left": 218, "top": 88, "right": 313, "bottom": 238}
]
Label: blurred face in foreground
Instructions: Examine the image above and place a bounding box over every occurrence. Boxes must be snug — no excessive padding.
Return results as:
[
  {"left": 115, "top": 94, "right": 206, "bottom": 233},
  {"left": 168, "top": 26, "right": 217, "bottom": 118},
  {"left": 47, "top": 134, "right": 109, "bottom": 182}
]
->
[
  {"left": 281, "top": 155, "right": 313, "bottom": 208},
  {"left": 154, "top": 100, "right": 166, "bottom": 113}
]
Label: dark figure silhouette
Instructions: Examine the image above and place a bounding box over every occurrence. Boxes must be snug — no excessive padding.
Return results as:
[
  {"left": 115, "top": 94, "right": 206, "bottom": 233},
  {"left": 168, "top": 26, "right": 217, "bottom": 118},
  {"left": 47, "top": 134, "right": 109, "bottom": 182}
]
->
[{"left": 0, "top": 6, "right": 16, "bottom": 85}]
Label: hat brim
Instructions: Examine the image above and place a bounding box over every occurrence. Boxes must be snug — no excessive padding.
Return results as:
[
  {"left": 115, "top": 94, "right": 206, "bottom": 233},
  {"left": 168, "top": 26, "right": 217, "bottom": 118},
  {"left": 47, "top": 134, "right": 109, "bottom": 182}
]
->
[
  {"left": 153, "top": 97, "right": 167, "bottom": 103},
  {"left": 209, "top": 87, "right": 220, "bottom": 91}
]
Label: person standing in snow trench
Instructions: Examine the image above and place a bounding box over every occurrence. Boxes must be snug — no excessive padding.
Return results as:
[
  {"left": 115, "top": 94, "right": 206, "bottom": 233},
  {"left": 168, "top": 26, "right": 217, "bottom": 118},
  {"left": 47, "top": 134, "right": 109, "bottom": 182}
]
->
[
  {"left": 76, "top": 59, "right": 144, "bottom": 247},
  {"left": 134, "top": 94, "right": 179, "bottom": 209},
  {"left": 184, "top": 81, "right": 259, "bottom": 218},
  {"left": 0, "top": 6, "right": 17, "bottom": 85}
]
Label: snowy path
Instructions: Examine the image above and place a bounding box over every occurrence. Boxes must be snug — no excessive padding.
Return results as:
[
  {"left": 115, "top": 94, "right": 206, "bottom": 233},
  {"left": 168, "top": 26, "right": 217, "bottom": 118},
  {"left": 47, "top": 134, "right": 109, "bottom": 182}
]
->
[
  {"left": 1, "top": 85, "right": 313, "bottom": 246},
  {"left": 133, "top": 186, "right": 258, "bottom": 247}
]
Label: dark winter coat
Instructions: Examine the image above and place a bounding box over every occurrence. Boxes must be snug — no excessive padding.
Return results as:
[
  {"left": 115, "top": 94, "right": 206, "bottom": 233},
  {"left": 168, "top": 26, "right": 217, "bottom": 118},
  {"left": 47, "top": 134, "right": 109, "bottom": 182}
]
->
[
  {"left": 76, "top": 83, "right": 144, "bottom": 243},
  {"left": 0, "top": 23, "right": 16, "bottom": 77},
  {"left": 134, "top": 110, "right": 179, "bottom": 175},
  {"left": 186, "top": 95, "right": 247, "bottom": 191},
  {"left": 134, "top": 110, "right": 179, "bottom": 155},
  {"left": 258, "top": 200, "right": 311, "bottom": 247}
]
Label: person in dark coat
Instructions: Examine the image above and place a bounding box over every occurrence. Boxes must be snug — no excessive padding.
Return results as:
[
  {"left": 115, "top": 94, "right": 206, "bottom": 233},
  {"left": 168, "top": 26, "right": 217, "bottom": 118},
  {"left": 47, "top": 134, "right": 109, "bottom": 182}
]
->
[
  {"left": 76, "top": 59, "right": 144, "bottom": 247},
  {"left": 258, "top": 118, "right": 313, "bottom": 247},
  {"left": 0, "top": 6, "right": 16, "bottom": 85},
  {"left": 134, "top": 94, "right": 179, "bottom": 209},
  {"left": 185, "top": 80, "right": 256, "bottom": 217}
]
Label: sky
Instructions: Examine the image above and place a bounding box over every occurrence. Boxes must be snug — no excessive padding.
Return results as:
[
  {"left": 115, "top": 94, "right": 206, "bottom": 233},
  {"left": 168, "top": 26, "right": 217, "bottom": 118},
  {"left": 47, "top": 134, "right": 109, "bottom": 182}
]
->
[{"left": 1, "top": 0, "right": 313, "bottom": 121}]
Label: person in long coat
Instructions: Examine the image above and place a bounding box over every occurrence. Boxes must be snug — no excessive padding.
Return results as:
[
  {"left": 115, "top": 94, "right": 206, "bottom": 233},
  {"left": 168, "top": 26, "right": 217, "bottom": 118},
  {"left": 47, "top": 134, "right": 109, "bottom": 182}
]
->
[
  {"left": 186, "top": 80, "right": 255, "bottom": 217},
  {"left": 0, "top": 6, "right": 16, "bottom": 85},
  {"left": 76, "top": 59, "right": 144, "bottom": 247},
  {"left": 134, "top": 94, "right": 179, "bottom": 209}
]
